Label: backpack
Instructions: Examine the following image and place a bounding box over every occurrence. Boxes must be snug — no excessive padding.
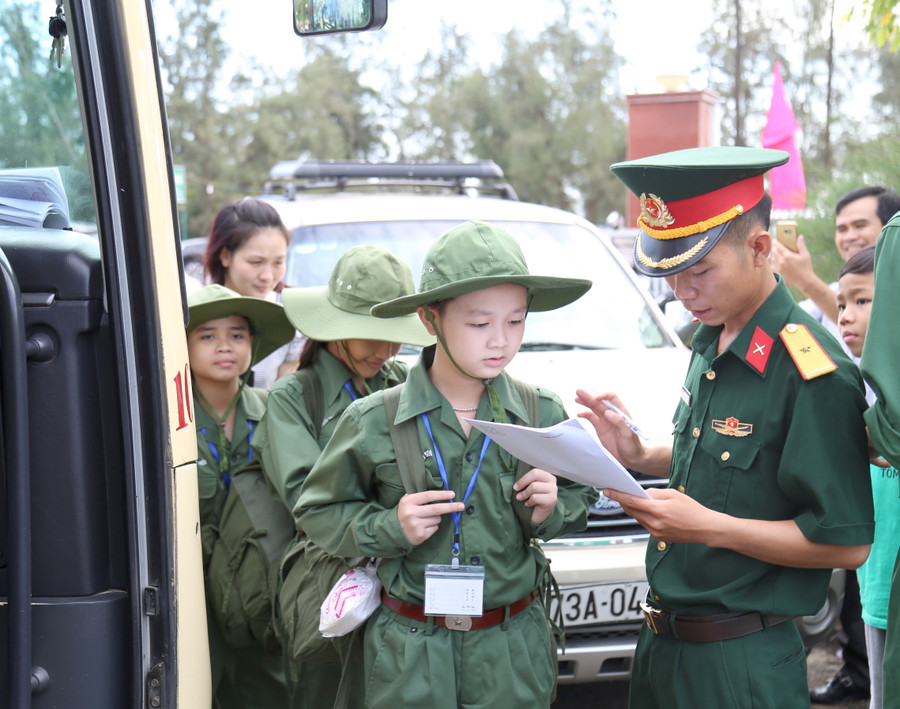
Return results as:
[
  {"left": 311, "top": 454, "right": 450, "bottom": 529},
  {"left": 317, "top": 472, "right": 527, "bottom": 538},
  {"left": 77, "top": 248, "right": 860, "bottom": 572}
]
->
[
  {"left": 205, "top": 390, "right": 296, "bottom": 654},
  {"left": 383, "top": 378, "right": 565, "bottom": 649},
  {"left": 278, "top": 368, "right": 387, "bottom": 668}
]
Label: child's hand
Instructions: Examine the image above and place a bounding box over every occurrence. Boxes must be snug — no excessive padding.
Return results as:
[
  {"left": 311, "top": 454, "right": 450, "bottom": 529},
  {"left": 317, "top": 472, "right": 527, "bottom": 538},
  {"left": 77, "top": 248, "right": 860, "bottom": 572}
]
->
[
  {"left": 397, "top": 490, "right": 464, "bottom": 546},
  {"left": 514, "top": 468, "right": 557, "bottom": 525}
]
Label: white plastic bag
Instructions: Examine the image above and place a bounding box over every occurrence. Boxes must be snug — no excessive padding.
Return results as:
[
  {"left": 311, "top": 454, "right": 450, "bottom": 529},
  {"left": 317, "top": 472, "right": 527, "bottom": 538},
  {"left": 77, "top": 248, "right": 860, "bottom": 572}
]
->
[{"left": 319, "top": 559, "right": 382, "bottom": 638}]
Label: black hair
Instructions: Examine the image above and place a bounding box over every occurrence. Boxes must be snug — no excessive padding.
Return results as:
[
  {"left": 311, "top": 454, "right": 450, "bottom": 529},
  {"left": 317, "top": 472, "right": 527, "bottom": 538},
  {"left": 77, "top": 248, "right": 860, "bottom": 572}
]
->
[
  {"left": 838, "top": 245, "right": 876, "bottom": 279},
  {"left": 203, "top": 196, "right": 291, "bottom": 286},
  {"left": 719, "top": 193, "right": 773, "bottom": 249},
  {"left": 835, "top": 186, "right": 900, "bottom": 228}
]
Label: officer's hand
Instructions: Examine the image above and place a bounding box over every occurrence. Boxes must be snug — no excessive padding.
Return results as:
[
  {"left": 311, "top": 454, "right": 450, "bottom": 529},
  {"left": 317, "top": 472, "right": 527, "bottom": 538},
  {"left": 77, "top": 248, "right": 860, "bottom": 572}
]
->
[
  {"left": 575, "top": 389, "right": 644, "bottom": 468},
  {"left": 514, "top": 468, "right": 557, "bottom": 525},
  {"left": 770, "top": 237, "right": 814, "bottom": 289},
  {"left": 603, "top": 487, "right": 716, "bottom": 544},
  {"left": 397, "top": 490, "right": 464, "bottom": 546}
]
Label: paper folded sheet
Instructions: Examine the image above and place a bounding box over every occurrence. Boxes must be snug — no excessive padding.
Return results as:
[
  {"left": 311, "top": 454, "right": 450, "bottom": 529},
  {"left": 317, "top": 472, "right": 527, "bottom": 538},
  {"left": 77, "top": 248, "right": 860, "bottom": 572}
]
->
[{"left": 465, "top": 416, "right": 651, "bottom": 498}]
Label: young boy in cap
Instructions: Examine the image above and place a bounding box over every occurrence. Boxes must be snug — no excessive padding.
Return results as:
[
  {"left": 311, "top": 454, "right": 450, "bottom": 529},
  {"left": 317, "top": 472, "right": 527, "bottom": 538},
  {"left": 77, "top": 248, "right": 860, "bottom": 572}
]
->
[
  {"left": 294, "top": 221, "right": 598, "bottom": 709},
  {"left": 187, "top": 284, "right": 294, "bottom": 709},
  {"left": 252, "top": 245, "right": 433, "bottom": 709},
  {"left": 576, "top": 147, "right": 875, "bottom": 708}
]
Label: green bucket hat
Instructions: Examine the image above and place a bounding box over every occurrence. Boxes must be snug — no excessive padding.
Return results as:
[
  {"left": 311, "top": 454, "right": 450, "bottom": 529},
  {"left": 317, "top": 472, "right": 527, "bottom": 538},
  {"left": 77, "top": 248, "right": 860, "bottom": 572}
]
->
[
  {"left": 371, "top": 221, "right": 592, "bottom": 317},
  {"left": 281, "top": 245, "right": 433, "bottom": 346},
  {"left": 187, "top": 284, "right": 295, "bottom": 366},
  {"left": 610, "top": 146, "right": 789, "bottom": 277}
]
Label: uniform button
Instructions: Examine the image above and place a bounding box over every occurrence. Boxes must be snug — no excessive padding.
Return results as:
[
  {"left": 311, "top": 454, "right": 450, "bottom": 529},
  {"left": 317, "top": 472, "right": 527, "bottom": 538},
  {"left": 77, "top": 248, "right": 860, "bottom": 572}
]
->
[
  {"left": 706, "top": 370, "right": 716, "bottom": 380},
  {"left": 657, "top": 541, "right": 667, "bottom": 551},
  {"left": 721, "top": 451, "right": 731, "bottom": 461},
  {"left": 396, "top": 547, "right": 408, "bottom": 554},
  {"left": 537, "top": 527, "right": 547, "bottom": 536},
  {"left": 692, "top": 427, "right": 701, "bottom": 438},
  {"left": 470, "top": 555, "right": 481, "bottom": 565},
  {"left": 465, "top": 452, "right": 474, "bottom": 462},
  {"left": 465, "top": 505, "right": 475, "bottom": 515},
  {"left": 654, "top": 594, "right": 660, "bottom": 601},
  {"left": 676, "top": 485, "right": 685, "bottom": 493}
]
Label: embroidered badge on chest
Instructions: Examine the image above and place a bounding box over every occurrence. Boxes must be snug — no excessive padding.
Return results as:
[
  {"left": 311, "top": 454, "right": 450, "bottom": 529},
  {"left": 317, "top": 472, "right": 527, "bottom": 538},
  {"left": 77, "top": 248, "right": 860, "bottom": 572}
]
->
[{"left": 711, "top": 417, "right": 753, "bottom": 437}]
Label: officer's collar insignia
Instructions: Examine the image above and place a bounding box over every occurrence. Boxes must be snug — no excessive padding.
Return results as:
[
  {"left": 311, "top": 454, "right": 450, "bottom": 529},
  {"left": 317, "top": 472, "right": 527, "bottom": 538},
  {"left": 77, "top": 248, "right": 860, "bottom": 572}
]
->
[
  {"left": 779, "top": 323, "right": 837, "bottom": 380},
  {"left": 745, "top": 326, "right": 774, "bottom": 374},
  {"left": 712, "top": 417, "right": 753, "bottom": 437},
  {"left": 639, "top": 193, "right": 675, "bottom": 228}
]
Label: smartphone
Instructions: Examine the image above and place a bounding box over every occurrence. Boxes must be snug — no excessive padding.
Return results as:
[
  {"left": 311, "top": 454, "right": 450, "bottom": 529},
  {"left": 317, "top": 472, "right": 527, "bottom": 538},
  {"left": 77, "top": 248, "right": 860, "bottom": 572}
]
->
[{"left": 775, "top": 220, "right": 799, "bottom": 252}]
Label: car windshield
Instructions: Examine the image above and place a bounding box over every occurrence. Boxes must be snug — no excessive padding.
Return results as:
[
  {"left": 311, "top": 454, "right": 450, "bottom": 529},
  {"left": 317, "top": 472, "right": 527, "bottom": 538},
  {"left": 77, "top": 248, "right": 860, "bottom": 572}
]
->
[{"left": 285, "top": 219, "right": 674, "bottom": 350}]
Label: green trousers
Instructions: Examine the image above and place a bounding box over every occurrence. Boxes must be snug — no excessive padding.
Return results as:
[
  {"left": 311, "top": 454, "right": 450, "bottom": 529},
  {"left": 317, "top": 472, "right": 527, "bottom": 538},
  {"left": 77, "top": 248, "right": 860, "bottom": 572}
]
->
[
  {"left": 628, "top": 617, "right": 808, "bottom": 709},
  {"left": 363, "top": 601, "right": 557, "bottom": 709}
]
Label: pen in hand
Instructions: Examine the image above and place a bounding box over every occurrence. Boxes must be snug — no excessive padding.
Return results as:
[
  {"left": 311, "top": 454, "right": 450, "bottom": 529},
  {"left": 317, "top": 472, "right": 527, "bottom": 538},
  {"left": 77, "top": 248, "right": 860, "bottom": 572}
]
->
[{"left": 601, "top": 399, "right": 650, "bottom": 441}]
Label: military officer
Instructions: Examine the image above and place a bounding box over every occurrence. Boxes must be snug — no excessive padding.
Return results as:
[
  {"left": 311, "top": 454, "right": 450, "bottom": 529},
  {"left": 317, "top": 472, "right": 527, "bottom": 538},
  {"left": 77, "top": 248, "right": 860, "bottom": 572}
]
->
[{"left": 577, "top": 147, "right": 875, "bottom": 709}]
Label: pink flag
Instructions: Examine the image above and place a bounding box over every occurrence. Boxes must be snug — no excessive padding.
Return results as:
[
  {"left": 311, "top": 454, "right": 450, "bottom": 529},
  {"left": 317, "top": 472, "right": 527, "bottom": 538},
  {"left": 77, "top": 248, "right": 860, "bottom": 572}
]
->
[{"left": 762, "top": 62, "right": 806, "bottom": 212}]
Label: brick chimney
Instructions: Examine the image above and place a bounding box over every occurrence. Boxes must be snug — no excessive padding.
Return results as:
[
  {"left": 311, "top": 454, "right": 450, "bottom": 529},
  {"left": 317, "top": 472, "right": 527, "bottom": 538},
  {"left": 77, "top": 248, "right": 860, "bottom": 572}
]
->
[{"left": 623, "top": 86, "right": 720, "bottom": 226}]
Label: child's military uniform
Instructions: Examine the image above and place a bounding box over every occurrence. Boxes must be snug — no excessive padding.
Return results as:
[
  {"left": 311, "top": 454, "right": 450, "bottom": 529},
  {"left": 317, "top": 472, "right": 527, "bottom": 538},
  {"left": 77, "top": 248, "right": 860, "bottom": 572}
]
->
[
  {"left": 297, "top": 350, "right": 598, "bottom": 708},
  {"left": 252, "top": 245, "right": 433, "bottom": 709},
  {"left": 187, "top": 284, "right": 295, "bottom": 709},
  {"left": 196, "top": 388, "right": 288, "bottom": 709},
  {"left": 611, "top": 148, "right": 875, "bottom": 708},
  {"left": 860, "top": 212, "right": 900, "bottom": 709},
  {"left": 296, "top": 221, "right": 597, "bottom": 709}
]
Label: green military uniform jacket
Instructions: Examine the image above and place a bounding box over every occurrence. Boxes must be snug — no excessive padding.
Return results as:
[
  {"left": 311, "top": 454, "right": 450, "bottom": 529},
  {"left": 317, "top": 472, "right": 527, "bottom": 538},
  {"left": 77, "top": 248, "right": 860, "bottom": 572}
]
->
[
  {"left": 295, "top": 346, "right": 598, "bottom": 608},
  {"left": 196, "top": 385, "right": 268, "bottom": 567},
  {"left": 652, "top": 278, "right": 874, "bottom": 617},
  {"left": 860, "top": 214, "right": 900, "bottom": 709},
  {"left": 252, "top": 350, "right": 408, "bottom": 514}
]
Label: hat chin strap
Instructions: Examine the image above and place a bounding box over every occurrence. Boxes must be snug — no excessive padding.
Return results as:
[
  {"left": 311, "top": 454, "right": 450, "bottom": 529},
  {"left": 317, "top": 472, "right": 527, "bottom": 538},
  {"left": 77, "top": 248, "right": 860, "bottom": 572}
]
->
[{"left": 338, "top": 340, "right": 373, "bottom": 397}]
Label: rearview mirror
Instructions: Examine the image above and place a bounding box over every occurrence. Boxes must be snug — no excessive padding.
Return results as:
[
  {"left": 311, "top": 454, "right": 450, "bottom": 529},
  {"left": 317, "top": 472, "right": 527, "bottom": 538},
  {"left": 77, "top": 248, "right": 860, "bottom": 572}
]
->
[{"left": 293, "top": 0, "right": 388, "bottom": 36}]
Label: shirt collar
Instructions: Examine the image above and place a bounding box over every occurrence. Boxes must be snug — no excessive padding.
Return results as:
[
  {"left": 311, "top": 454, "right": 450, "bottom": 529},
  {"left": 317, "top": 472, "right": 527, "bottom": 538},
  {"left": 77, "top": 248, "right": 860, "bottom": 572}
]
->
[
  {"left": 691, "top": 275, "right": 795, "bottom": 376},
  {"left": 394, "top": 345, "right": 529, "bottom": 424}
]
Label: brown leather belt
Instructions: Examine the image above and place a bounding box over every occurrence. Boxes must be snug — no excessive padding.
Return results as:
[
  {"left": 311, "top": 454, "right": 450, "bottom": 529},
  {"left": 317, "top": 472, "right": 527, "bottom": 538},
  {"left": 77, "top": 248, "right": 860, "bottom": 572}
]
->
[
  {"left": 640, "top": 601, "right": 793, "bottom": 643},
  {"left": 381, "top": 589, "right": 537, "bottom": 632}
]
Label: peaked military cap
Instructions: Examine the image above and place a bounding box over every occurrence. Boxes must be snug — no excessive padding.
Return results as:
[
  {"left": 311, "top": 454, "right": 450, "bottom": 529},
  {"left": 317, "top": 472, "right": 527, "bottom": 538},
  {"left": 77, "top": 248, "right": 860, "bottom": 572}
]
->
[
  {"left": 187, "top": 284, "right": 295, "bottom": 366},
  {"left": 611, "top": 146, "right": 789, "bottom": 276},
  {"left": 371, "top": 220, "right": 592, "bottom": 317}
]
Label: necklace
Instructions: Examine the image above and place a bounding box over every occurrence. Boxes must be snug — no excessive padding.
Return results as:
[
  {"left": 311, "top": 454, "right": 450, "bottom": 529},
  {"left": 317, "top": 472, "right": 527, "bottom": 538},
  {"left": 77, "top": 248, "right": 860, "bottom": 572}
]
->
[{"left": 451, "top": 406, "right": 478, "bottom": 412}]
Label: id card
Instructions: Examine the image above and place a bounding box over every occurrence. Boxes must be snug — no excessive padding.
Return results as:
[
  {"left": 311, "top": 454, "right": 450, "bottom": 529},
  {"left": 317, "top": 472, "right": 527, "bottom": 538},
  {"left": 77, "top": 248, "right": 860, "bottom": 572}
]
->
[{"left": 424, "top": 564, "right": 485, "bottom": 616}]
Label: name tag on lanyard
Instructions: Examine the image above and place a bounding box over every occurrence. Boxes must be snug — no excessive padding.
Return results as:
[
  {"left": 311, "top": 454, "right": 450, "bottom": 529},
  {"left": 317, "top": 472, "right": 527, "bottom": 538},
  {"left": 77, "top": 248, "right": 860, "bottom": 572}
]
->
[{"left": 424, "top": 563, "right": 485, "bottom": 616}]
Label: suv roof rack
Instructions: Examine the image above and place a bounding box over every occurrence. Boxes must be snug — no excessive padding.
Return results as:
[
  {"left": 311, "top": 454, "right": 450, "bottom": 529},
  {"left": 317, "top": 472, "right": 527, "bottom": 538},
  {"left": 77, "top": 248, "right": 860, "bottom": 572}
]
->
[{"left": 263, "top": 159, "right": 519, "bottom": 201}]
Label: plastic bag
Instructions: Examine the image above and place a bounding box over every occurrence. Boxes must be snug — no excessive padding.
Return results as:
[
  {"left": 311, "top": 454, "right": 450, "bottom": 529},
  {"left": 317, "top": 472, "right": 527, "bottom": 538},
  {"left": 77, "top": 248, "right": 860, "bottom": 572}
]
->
[{"left": 319, "top": 559, "right": 382, "bottom": 638}]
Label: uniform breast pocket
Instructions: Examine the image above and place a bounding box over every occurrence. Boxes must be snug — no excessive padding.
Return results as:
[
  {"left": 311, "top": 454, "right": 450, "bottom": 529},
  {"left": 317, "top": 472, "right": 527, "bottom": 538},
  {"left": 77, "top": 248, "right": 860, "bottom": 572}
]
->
[
  {"left": 374, "top": 462, "right": 408, "bottom": 508},
  {"left": 698, "top": 434, "right": 761, "bottom": 512}
]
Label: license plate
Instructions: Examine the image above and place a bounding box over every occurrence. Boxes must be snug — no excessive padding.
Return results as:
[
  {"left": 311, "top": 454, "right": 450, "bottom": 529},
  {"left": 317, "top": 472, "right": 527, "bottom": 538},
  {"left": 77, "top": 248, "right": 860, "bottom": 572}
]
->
[{"left": 550, "top": 581, "right": 648, "bottom": 628}]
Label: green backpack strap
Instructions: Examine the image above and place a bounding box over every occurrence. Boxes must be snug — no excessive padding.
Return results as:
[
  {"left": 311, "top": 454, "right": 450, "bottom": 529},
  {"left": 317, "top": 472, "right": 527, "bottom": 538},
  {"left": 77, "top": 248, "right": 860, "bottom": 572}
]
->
[
  {"left": 383, "top": 383, "right": 431, "bottom": 493},
  {"left": 292, "top": 367, "right": 325, "bottom": 435}
]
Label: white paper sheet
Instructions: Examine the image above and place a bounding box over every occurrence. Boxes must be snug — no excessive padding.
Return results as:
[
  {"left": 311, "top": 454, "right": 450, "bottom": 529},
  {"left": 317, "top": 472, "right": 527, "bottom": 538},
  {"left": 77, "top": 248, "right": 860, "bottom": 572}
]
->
[{"left": 465, "top": 416, "right": 651, "bottom": 498}]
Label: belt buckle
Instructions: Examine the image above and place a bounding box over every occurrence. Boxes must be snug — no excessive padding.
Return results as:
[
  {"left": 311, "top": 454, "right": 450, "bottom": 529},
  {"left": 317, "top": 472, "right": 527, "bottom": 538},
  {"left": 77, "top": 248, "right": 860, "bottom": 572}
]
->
[
  {"left": 640, "top": 601, "right": 662, "bottom": 635},
  {"left": 444, "top": 615, "right": 473, "bottom": 632}
]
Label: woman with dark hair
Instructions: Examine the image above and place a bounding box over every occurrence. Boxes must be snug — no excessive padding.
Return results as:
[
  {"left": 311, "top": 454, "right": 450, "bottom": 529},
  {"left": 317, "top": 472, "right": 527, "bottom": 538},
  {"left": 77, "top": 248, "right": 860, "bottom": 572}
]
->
[{"left": 204, "top": 197, "right": 304, "bottom": 388}]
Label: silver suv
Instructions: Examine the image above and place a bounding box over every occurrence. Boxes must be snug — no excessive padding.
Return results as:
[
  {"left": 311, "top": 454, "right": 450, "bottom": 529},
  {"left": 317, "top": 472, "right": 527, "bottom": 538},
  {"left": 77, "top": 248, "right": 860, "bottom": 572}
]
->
[{"left": 259, "top": 159, "right": 690, "bottom": 683}]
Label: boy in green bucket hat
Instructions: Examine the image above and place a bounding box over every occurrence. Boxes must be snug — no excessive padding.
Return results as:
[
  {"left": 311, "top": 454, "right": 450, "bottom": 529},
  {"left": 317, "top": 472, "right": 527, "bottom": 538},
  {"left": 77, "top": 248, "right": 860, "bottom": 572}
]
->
[
  {"left": 294, "top": 221, "right": 599, "bottom": 709},
  {"left": 252, "top": 245, "right": 433, "bottom": 709},
  {"left": 186, "top": 283, "right": 294, "bottom": 709},
  {"left": 576, "top": 146, "right": 874, "bottom": 708}
]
